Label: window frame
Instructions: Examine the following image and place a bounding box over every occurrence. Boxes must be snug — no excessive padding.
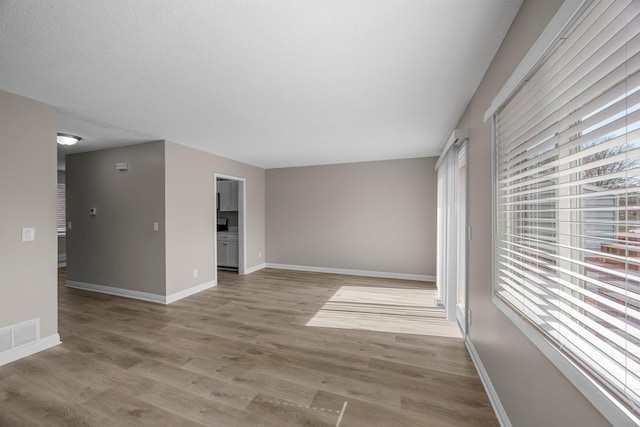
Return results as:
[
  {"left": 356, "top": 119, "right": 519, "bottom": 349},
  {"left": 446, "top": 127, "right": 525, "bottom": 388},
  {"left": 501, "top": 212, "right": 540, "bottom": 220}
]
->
[{"left": 488, "top": 0, "right": 640, "bottom": 425}]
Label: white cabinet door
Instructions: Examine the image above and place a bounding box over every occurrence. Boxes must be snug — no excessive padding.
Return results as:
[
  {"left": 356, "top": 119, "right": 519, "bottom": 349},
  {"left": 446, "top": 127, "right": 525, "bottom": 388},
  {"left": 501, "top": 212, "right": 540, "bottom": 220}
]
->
[
  {"left": 217, "top": 241, "right": 227, "bottom": 266},
  {"left": 218, "top": 181, "right": 231, "bottom": 211},
  {"left": 229, "top": 181, "right": 239, "bottom": 211},
  {"left": 227, "top": 242, "right": 239, "bottom": 267},
  {"left": 218, "top": 180, "right": 239, "bottom": 211},
  {"left": 217, "top": 241, "right": 238, "bottom": 268}
]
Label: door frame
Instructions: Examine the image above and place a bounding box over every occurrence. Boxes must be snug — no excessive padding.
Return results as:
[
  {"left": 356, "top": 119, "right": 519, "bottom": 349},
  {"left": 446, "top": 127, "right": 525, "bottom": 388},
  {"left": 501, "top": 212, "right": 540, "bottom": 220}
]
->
[
  {"left": 213, "top": 173, "right": 247, "bottom": 281},
  {"left": 435, "top": 129, "right": 469, "bottom": 335},
  {"left": 455, "top": 142, "right": 468, "bottom": 336}
]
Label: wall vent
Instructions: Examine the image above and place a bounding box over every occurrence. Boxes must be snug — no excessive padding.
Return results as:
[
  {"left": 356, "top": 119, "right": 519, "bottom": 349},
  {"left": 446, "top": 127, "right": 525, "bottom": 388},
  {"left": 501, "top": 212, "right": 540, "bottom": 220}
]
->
[{"left": 0, "top": 319, "right": 39, "bottom": 353}]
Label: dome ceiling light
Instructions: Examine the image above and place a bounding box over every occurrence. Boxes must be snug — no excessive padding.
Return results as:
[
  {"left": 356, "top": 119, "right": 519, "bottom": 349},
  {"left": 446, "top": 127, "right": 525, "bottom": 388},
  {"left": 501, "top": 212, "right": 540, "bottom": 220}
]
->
[{"left": 56, "top": 133, "right": 81, "bottom": 146}]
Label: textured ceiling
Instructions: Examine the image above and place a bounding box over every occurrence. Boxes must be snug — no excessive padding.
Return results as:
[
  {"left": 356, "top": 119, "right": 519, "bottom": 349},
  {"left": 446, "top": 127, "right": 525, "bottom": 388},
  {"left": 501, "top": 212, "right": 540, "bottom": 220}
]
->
[{"left": 0, "top": 0, "right": 522, "bottom": 169}]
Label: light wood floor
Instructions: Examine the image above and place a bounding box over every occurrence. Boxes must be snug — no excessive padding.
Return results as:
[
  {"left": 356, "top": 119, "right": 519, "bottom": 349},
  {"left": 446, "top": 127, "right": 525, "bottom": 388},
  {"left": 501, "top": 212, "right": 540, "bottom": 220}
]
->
[{"left": 0, "top": 268, "right": 498, "bottom": 426}]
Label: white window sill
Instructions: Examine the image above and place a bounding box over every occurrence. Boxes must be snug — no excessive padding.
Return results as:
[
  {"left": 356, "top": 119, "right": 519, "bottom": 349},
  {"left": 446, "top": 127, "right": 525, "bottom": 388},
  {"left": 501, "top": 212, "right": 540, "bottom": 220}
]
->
[{"left": 492, "top": 296, "right": 639, "bottom": 426}]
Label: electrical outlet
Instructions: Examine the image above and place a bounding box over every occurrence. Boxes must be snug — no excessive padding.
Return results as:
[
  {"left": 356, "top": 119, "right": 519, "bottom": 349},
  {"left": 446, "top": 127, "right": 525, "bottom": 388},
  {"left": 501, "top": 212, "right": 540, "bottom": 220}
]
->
[
  {"left": 193, "top": 269, "right": 198, "bottom": 278},
  {"left": 21, "top": 228, "right": 35, "bottom": 242},
  {"left": 258, "top": 251, "right": 262, "bottom": 258}
]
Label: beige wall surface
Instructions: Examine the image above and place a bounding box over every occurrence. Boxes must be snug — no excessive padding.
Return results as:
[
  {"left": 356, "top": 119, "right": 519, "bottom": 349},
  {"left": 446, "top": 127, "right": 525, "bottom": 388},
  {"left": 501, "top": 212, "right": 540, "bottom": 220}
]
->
[
  {"left": 164, "top": 141, "right": 266, "bottom": 295},
  {"left": 265, "top": 158, "right": 437, "bottom": 276},
  {"left": 0, "top": 90, "right": 58, "bottom": 337},
  {"left": 65, "top": 142, "right": 166, "bottom": 295},
  {"left": 458, "top": 1, "right": 610, "bottom": 425}
]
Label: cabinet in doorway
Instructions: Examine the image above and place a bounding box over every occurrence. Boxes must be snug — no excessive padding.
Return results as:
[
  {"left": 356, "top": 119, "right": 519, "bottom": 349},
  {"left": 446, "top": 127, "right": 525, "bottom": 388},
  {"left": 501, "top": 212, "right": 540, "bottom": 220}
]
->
[
  {"left": 217, "top": 233, "right": 239, "bottom": 268},
  {"left": 217, "top": 180, "right": 238, "bottom": 211}
]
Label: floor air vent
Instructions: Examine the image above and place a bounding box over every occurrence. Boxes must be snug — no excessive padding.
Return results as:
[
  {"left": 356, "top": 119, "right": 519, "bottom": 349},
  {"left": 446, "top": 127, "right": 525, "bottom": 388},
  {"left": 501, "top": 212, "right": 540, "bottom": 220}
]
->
[{"left": 0, "top": 319, "right": 39, "bottom": 353}]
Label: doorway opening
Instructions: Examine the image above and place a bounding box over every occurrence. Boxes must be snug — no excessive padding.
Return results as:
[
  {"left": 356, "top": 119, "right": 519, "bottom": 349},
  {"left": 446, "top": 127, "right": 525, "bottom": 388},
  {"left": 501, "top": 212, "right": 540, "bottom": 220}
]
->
[{"left": 214, "top": 174, "right": 246, "bottom": 283}]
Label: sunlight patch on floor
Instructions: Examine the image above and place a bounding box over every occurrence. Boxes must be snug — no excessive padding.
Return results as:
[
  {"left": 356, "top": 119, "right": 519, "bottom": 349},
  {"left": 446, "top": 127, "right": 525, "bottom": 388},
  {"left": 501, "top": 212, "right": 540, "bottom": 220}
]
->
[{"left": 305, "top": 286, "right": 462, "bottom": 338}]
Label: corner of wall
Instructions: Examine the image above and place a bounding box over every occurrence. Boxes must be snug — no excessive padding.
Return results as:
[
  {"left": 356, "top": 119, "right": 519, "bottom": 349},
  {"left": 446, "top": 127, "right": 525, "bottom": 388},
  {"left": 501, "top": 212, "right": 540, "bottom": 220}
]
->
[{"left": 0, "top": 90, "right": 58, "bottom": 349}]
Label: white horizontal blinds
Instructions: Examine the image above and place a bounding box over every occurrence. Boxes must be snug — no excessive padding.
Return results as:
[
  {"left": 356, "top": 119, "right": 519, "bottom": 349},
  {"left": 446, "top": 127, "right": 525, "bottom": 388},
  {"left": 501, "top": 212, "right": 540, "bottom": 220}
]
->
[
  {"left": 495, "top": 0, "right": 640, "bottom": 412},
  {"left": 57, "top": 184, "right": 65, "bottom": 234}
]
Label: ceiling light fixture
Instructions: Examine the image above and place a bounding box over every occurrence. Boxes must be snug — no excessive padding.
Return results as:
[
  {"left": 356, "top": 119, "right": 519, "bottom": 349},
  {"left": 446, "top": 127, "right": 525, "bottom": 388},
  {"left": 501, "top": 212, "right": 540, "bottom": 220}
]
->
[{"left": 57, "top": 133, "right": 81, "bottom": 146}]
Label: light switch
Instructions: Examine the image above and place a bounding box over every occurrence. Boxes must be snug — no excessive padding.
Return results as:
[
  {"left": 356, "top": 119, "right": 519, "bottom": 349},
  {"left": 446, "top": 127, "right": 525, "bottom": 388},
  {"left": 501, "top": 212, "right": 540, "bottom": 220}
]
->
[
  {"left": 89, "top": 207, "right": 97, "bottom": 216},
  {"left": 153, "top": 222, "right": 159, "bottom": 232},
  {"left": 21, "top": 228, "right": 35, "bottom": 242}
]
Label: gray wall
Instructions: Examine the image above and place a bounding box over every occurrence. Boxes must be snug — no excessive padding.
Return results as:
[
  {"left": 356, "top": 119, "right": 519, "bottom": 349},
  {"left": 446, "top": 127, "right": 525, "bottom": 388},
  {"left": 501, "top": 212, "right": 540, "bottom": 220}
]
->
[
  {"left": 459, "top": 1, "right": 610, "bottom": 425},
  {"left": 164, "top": 141, "right": 266, "bottom": 295},
  {"left": 0, "top": 90, "right": 58, "bottom": 337},
  {"left": 66, "top": 141, "right": 166, "bottom": 296},
  {"left": 265, "top": 157, "right": 437, "bottom": 276},
  {"left": 57, "top": 235, "right": 66, "bottom": 261},
  {"left": 65, "top": 140, "right": 266, "bottom": 298}
]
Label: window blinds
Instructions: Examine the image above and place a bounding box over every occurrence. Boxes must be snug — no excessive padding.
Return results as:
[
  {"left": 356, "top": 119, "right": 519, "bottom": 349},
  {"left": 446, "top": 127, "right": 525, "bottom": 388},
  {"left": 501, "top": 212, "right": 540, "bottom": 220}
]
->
[
  {"left": 57, "top": 183, "right": 65, "bottom": 235},
  {"left": 495, "top": 0, "right": 640, "bottom": 414}
]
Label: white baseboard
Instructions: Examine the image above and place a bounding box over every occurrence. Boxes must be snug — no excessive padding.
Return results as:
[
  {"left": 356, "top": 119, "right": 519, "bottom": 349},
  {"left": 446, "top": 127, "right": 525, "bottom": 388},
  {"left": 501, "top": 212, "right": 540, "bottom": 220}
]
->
[
  {"left": 244, "top": 263, "right": 266, "bottom": 275},
  {"left": 265, "top": 263, "right": 434, "bottom": 282},
  {"left": 465, "top": 337, "right": 511, "bottom": 427},
  {"left": 166, "top": 280, "right": 216, "bottom": 304},
  {"left": 0, "top": 333, "right": 61, "bottom": 367},
  {"left": 66, "top": 280, "right": 216, "bottom": 305},
  {"left": 66, "top": 280, "right": 166, "bottom": 304}
]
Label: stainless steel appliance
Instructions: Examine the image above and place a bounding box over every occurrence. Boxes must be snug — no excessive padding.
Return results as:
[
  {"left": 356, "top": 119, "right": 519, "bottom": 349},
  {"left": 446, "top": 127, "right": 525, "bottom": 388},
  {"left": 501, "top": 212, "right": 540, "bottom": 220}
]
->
[{"left": 216, "top": 217, "right": 228, "bottom": 232}]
